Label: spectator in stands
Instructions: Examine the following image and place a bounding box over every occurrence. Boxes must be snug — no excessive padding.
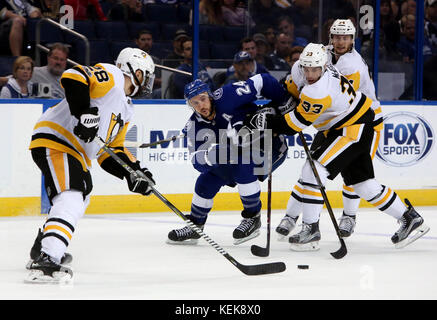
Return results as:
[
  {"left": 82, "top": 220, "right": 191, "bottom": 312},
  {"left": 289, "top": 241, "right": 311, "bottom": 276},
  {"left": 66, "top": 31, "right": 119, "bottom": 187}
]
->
[
  {"left": 199, "top": 0, "right": 224, "bottom": 25},
  {"left": 284, "top": 45, "right": 303, "bottom": 68},
  {"left": 108, "top": 0, "right": 143, "bottom": 21},
  {"left": 31, "top": 43, "right": 68, "bottom": 99},
  {"left": 226, "top": 37, "right": 270, "bottom": 76},
  {"left": 63, "top": 0, "right": 107, "bottom": 20},
  {"left": 253, "top": 33, "right": 275, "bottom": 69},
  {"left": 135, "top": 29, "right": 162, "bottom": 93},
  {"left": 252, "top": 0, "right": 283, "bottom": 28},
  {"left": 263, "top": 26, "right": 277, "bottom": 54},
  {"left": 400, "top": 0, "right": 416, "bottom": 16},
  {"left": 277, "top": 16, "right": 308, "bottom": 47},
  {"left": 397, "top": 14, "right": 435, "bottom": 63},
  {"left": 0, "top": 0, "right": 41, "bottom": 56},
  {"left": 164, "top": 29, "right": 190, "bottom": 68},
  {"left": 223, "top": 50, "right": 253, "bottom": 84},
  {"left": 268, "top": 32, "right": 292, "bottom": 70},
  {"left": 221, "top": 0, "right": 255, "bottom": 27},
  {"left": 34, "top": 0, "right": 63, "bottom": 20},
  {"left": 0, "top": 56, "right": 36, "bottom": 98},
  {"left": 169, "top": 37, "right": 214, "bottom": 99},
  {"left": 425, "top": 0, "right": 437, "bottom": 52},
  {"left": 285, "top": 0, "right": 316, "bottom": 41},
  {"left": 380, "top": 0, "right": 401, "bottom": 54}
]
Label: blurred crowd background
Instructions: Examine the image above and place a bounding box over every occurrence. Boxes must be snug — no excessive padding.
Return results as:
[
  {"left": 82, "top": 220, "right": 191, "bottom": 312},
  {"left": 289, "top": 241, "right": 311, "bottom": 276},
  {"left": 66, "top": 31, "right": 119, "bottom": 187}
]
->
[{"left": 0, "top": 0, "right": 436, "bottom": 100}]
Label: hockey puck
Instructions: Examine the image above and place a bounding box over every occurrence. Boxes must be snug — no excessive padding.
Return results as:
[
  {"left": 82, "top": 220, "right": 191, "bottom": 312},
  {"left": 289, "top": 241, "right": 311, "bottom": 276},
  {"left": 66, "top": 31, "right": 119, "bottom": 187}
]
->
[{"left": 297, "top": 265, "right": 309, "bottom": 269}]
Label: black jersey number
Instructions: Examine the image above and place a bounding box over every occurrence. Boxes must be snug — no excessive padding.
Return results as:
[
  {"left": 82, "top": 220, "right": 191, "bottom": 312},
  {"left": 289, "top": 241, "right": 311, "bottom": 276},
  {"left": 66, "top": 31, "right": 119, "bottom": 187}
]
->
[
  {"left": 94, "top": 70, "right": 109, "bottom": 82},
  {"left": 340, "top": 76, "right": 356, "bottom": 104},
  {"left": 87, "top": 66, "right": 110, "bottom": 83},
  {"left": 302, "top": 101, "right": 323, "bottom": 114}
]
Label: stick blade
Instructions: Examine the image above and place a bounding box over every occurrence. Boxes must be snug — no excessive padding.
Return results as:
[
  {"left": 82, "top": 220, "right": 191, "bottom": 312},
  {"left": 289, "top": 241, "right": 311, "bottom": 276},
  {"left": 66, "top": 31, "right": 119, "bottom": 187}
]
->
[
  {"left": 250, "top": 244, "right": 269, "bottom": 257},
  {"left": 330, "top": 239, "right": 347, "bottom": 259},
  {"left": 237, "top": 261, "right": 286, "bottom": 276}
]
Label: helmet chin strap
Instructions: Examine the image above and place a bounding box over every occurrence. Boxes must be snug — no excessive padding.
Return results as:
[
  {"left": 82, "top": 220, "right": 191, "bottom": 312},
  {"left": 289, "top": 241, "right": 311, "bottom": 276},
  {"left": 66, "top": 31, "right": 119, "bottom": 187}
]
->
[{"left": 126, "top": 62, "right": 142, "bottom": 96}]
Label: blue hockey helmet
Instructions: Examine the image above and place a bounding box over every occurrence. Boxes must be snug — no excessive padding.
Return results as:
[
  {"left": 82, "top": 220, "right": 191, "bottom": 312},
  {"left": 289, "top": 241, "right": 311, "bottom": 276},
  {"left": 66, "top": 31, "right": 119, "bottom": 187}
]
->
[{"left": 184, "top": 79, "right": 212, "bottom": 101}]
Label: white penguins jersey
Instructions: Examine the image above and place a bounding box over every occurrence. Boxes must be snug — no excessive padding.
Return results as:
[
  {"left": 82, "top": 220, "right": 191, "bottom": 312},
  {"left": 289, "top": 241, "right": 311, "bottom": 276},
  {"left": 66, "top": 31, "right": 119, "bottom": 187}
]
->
[
  {"left": 283, "top": 61, "right": 375, "bottom": 133},
  {"left": 29, "top": 63, "right": 134, "bottom": 171},
  {"left": 327, "top": 46, "right": 382, "bottom": 128}
]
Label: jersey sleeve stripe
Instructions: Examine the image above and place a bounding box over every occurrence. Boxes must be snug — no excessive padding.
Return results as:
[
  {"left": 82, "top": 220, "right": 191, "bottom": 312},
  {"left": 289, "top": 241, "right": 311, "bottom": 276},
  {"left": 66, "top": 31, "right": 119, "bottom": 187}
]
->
[
  {"left": 284, "top": 112, "right": 305, "bottom": 132},
  {"left": 61, "top": 71, "right": 88, "bottom": 87},
  {"left": 72, "top": 66, "right": 91, "bottom": 85},
  {"left": 333, "top": 94, "right": 372, "bottom": 129}
]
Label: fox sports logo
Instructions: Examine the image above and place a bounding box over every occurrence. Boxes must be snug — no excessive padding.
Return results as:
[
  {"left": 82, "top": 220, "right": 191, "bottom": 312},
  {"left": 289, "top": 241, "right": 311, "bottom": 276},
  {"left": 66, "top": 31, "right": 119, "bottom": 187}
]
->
[{"left": 376, "top": 111, "right": 434, "bottom": 167}]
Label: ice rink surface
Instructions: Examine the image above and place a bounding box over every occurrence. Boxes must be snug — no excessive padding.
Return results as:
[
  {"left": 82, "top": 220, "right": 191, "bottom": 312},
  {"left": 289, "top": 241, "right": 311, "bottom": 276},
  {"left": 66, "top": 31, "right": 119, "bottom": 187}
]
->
[{"left": 1, "top": 207, "right": 436, "bottom": 300}]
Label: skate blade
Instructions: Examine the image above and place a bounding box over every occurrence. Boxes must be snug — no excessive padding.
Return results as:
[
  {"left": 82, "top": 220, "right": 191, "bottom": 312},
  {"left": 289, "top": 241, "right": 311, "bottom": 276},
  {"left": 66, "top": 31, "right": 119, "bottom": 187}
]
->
[
  {"left": 24, "top": 270, "right": 73, "bottom": 284},
  {"left": 233, "top": 230, "right": 260, "bottom": 245},
  {"left": 395, "top": 224, "right": 430, "bottom": 249},
  {"left": 289, "top": 241, "right": 320, "bottom": 252},
  {"left": 166, "top": 238, "right": 199, "bottom": 245}
]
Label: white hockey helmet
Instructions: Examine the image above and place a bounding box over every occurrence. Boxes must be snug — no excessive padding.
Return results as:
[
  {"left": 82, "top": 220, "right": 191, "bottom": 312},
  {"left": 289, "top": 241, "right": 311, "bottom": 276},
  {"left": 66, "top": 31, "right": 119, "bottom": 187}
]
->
[
  {"left": 116, "top": 47, "right": 155, "bottom": 97},
  {"left": 329, "top": 19, "right": 356, "bottom": 45},
  {"left": 299, "top": 43, "right": 328, "bottom": 73}
]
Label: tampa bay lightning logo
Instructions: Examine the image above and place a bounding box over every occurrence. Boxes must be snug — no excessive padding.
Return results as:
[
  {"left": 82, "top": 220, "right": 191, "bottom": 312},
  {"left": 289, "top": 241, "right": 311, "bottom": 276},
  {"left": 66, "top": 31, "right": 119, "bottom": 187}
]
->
[
  {"left": 376, "top": 112, "right": 434, "bottom": 167},
  {"left": 212, "top": 88, "right": 223, "bottom": 100}
]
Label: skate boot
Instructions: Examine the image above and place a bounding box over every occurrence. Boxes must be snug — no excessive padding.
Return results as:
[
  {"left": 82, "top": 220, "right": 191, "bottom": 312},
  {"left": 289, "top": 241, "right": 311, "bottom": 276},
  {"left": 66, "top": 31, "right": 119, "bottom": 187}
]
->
[
  {"left": 338, "top": 212, "right": 356, "bottom": 238},
  {"left": 25, "top": 252, "right": 73, "bottom": 284},
  {"left": 276, "top": 215, "right": 298, "bottom": 241},
  {"left": 233, "top": 212, "right": 261, "bottom": 245},
  {"left": 26, "top": 228, "right": 73, "bottom": 269},
  {"left": 289, "top": 221, "right": 321, "bottom": 251},
  {"left": 391, "top": 199, "right": 430, "bottom": 249},
  {"left": 167, "top": 216, "right": 204, "bottom": 245}
]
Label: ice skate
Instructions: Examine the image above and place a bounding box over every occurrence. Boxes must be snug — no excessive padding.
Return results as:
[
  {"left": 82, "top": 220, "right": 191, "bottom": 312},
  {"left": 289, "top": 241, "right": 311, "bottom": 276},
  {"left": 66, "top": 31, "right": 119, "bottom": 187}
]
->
[
  {"left": 233, "top": 213, "right": 261, "bottom": 245},
  {"left": 25, "top": 252, "right": 73, "bottom": 284},
  {"left": 276, "top": 215, "right": 298, "bottom": 241},
  {"left": 26, "top": 228, "right": 73, "bottom": 269},
  {"left": 391, "top": 199, "right": 430, "bottom": 249},
  {"left": 167, "top": 218, "right": 204, "bottom": 245},
  {"left": 338, "top": 212, "right": 356, "bottom": 238},
  {"left": 289, "top": 221, "right": 321, "bottom": 251}
]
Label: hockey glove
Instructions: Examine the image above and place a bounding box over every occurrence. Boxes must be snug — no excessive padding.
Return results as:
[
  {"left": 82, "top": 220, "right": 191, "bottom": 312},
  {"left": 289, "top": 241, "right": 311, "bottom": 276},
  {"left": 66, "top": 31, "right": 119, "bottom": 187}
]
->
[
  {"left": 126, "top": 166, "right": 155, "bottom": 196},
  {"left": 277, "top": 96, "right": 299, "bottom": 115},
  {"left": 73, "top": 107, "right": 100, "bottom": 143},
  {"left": 245, "top": 107, "right": 276, "bottom": 131}
]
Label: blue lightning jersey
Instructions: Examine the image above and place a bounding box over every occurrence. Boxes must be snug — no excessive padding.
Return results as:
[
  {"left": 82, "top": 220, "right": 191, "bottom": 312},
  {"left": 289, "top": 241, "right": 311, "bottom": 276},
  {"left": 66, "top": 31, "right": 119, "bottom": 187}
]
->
[{"left": 183, "top": 73, "right": 288, "bottom": 177}]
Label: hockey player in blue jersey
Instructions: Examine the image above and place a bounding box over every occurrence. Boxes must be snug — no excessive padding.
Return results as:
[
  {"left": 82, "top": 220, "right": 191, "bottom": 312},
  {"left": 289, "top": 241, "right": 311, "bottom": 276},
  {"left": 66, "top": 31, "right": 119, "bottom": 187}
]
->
[{"left": 167, "top": 75, "right": 289, "bottom": 245}]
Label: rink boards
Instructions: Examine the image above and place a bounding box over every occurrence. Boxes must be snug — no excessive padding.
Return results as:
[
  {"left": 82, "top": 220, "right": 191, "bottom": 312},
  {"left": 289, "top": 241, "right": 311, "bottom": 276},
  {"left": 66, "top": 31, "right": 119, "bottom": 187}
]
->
[{"left": 0, "top": 99, "right": 436, "bottom": 216}]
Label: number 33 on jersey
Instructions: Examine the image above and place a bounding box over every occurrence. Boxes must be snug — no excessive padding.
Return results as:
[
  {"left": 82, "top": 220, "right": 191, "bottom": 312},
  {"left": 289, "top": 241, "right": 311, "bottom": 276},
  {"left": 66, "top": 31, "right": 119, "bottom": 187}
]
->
[{"left": 284, "top": 64, "right": 375, "bottom": 134}]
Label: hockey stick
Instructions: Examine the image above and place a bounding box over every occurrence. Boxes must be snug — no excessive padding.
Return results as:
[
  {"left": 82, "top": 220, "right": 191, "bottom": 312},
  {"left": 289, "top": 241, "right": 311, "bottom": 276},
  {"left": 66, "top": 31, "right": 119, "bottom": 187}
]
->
[
  {"left": 124, "top": 134, "right": 185, "bottom": 149},
  {"left": 95, "top": 136, "right": 286, "bottom": 276},
  {"left": 298, "top": 132, "right": 347, "bottom": 259},
  {"left": 250, "top": 148, "right": 273, "bottom": 257}
]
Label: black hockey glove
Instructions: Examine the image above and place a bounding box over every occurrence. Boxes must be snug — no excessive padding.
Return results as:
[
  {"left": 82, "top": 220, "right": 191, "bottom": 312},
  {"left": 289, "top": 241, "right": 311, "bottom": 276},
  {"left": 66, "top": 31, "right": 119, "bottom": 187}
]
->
[
  {"left": 276, "top": 96, "right": 299, "bottom": 115},
  {"left": 73, "top": 107, "right": 100, "bottom": 143},
  {"left": 244, "top": 106, "right": 276, "bottom": 131},
  {"left": 126, "top": 166, "right": 155, "bottom": 196}
]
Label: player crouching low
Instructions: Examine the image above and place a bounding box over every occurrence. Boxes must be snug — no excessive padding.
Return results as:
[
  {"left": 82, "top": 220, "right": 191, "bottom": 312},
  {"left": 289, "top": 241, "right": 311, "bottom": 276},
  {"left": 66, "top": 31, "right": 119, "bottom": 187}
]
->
[
  {"left": 167, "top": 75, "right": 289, "bottom": 245},
  {"left": 25, "top": 48, "right": 156, "bottom": 283}
]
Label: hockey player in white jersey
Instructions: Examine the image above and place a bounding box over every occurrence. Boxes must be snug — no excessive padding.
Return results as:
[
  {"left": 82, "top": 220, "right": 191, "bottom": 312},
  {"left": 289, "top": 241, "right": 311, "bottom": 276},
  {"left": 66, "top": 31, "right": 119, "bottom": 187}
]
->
[
  {"left": 249, "top": 43, "right": 429, "bottom": 251},
  {"left": 277, "top": 19, "right": 385, "bottom": 239},
  {"left": 25, "top": 48, "right": 156, "bottom": 283}
]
